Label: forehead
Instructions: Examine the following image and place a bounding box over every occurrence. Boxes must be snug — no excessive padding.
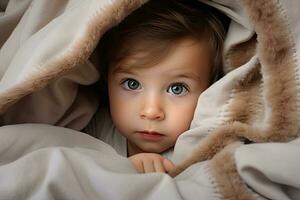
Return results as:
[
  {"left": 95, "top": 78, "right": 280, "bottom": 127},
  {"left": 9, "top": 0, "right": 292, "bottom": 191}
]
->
[{"left": 111, "top": 37, "right": 212, "bottom": 78}]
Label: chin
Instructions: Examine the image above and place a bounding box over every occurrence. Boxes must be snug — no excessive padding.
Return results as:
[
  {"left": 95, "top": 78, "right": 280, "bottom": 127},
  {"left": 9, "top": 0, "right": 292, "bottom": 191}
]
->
[{"left": 141, "top": 146, "right": 167, "bottom": 154}]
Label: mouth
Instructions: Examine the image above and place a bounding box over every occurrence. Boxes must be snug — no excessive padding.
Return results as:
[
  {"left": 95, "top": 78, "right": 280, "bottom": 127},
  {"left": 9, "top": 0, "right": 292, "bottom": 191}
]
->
[{"left": 137, "top": 131, "right": 164, "bottom": 141}]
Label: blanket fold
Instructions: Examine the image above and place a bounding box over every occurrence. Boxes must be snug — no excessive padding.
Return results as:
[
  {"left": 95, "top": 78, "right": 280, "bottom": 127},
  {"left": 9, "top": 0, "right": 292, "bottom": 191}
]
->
[{"left": 0, "top": 0, "right": 300, "bottom": 199}]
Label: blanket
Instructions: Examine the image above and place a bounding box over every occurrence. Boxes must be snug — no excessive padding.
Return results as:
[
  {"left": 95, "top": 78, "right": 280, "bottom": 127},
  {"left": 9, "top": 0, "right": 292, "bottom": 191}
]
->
[{"left": 0, "top": 0, "right": 300, "bottom": 199}]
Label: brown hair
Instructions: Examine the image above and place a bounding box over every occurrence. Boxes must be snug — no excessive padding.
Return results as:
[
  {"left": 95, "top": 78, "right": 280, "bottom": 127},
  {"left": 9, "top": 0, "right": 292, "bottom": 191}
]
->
[{"left": 98, "top": 0, "right": 228, "bottom": 105}]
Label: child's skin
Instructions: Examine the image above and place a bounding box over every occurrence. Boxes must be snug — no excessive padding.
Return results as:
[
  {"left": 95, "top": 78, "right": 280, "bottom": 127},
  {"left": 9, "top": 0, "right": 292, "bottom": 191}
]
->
[{"left": 107, "top": 37, "right": 212, "bottom": 173}]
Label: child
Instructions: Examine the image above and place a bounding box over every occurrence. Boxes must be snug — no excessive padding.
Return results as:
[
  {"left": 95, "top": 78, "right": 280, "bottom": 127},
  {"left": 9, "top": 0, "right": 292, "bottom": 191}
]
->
[{"left": 86, "top": 0, "right": 226, "bottom": 174}]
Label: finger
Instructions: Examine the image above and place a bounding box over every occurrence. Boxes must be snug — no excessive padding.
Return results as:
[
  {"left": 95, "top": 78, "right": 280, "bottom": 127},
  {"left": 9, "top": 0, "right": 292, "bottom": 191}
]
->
[
  {"left": 143, "top": 159, "right": 155, "bottom": 173},
  {"left": 129, "top": 157, "right": 144, "bottom": 173},
  {"left": 163, "top": 158, "right": 176, "bottom": 173},
  {"left": 136, "top": 161, "right": 145, "bottom": 173},
  {"left": 153, "top": 159, "right": 165, "bottom": 173}
]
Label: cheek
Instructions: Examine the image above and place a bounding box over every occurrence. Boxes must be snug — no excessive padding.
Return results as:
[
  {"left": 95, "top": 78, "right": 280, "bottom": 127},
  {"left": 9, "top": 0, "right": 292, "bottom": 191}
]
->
[
  {"left": 168, "top": 97, "right": 198, "bottom": 136},
  {"left": 109, "top": 99, "right": 128, "bottom": 131},
  {"left": 108, "top": 85, "right": 136, "bottom": 134}
]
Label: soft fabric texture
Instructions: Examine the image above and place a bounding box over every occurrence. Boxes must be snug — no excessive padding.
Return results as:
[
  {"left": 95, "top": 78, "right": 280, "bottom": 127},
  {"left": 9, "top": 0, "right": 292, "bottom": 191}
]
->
[
  {"left": 0, "top": 0, "right": 300, "bottom": 199},
  {"left": 84, "top": 108, "right": 128, "bottom": 157}
]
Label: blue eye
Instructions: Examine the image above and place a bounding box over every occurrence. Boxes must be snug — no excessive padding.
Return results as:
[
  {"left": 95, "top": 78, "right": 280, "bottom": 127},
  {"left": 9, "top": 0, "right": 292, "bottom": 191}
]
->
[
  {"left": 167, "top": 83, "right": 189, "bottom": 96},
  {"left": 121, "top": 79, "right": 141, "bottom": 90}
]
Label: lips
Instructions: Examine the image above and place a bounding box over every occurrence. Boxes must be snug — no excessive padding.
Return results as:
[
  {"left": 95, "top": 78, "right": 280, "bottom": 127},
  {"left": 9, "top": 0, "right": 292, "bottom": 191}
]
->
[{"left": 137, "top": 131, "right": 164, "bottom": 141}]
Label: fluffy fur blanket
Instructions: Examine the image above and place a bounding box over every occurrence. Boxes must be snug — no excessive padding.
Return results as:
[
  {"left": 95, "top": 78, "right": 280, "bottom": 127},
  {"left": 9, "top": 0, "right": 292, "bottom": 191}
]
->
[{"left": 0, "top": 0, "right": 299, "bottom": 199}]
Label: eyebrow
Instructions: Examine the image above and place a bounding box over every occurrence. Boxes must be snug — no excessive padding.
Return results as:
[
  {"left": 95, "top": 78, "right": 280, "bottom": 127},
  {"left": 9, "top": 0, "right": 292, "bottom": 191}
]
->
[
  {"left": 111, "top": 67, "right": 136, "bottom": 75},
  {"left": 112, "top": 66, "right": 203, "bottom": 82},
  {"left": 169, "top": 71, "right": 202, "bottom": 82}
]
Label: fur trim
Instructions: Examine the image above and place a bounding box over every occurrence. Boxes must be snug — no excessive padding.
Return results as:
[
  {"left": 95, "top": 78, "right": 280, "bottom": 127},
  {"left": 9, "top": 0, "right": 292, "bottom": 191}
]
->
[
  {"left": 227, "top": 63, "right": 262, "bottom": 125},
  {"left": 170, "top": 2, "right": 299, "bottom": 200},
  {"left": 224, "top": 35, "right": 257, "bottom": 73},
  {"left": 244, "top": 0, "right": 299, "bottom": 140},
  {"left": 0, "top": 0, "right": 147, "bottom": 114},
  {"left": 209, "top": 142, "right": 259, "bottom": 200}
]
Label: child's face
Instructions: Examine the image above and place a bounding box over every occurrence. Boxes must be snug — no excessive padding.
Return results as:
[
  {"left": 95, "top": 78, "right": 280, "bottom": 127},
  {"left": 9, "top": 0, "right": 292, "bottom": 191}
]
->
[{"left": 107, "top": 38, "right": 212, "bottom": 156}]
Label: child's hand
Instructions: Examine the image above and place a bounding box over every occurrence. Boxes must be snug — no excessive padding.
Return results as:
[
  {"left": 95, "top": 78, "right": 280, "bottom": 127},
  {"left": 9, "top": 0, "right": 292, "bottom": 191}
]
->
[{"left": 129, "top": 153, "right": 175, "bottom": 174}]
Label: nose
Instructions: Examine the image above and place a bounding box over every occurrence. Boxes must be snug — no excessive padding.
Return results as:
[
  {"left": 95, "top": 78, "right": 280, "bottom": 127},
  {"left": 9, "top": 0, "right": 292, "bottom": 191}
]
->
[{"left": 140, "top": 95, "right": 165, "bottom": 121}]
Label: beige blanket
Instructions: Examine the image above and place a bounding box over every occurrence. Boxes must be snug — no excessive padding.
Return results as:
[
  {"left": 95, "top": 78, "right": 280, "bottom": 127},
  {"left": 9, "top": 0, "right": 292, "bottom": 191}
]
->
[{"left": 0, "top": 0, "right": 300, "bottom": 199}]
